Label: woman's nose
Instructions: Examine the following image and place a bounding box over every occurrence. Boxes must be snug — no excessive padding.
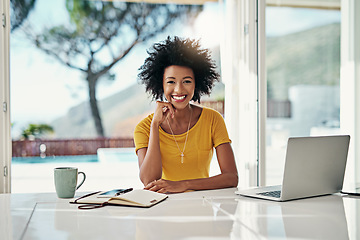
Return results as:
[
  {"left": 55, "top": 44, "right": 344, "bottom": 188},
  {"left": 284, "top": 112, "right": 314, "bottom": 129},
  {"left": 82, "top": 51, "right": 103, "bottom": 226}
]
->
[{"left": 174, "top": 83, "right": 183, "bottom": 93}]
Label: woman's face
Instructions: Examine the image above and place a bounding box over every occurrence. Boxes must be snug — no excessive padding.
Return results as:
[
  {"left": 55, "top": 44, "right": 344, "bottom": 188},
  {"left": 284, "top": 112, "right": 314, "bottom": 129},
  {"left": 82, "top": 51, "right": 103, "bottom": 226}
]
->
[{"left": 163, "top": 65, "right": 195, "bottom": 110}]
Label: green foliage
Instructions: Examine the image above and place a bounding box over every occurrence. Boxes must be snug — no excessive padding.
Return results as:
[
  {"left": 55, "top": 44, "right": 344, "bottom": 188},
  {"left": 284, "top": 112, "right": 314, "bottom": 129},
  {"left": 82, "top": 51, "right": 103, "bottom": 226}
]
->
[{"left": 21, "top": 124, "right": 54, "bottom": 140}]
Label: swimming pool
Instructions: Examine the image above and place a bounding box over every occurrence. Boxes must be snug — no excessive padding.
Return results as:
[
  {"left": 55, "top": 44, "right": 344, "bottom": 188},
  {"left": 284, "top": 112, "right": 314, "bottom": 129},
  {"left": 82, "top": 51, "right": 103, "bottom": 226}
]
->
[
  {"left": 12, "top": 148, "right": 138, "bottom": 164},
  {"left": 12, "top": 155, "right": 99, "bottom": 164}
]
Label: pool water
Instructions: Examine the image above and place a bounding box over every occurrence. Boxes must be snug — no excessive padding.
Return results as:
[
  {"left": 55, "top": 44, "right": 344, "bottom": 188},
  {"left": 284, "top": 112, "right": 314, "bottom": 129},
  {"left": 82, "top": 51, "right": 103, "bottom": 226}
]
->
[
  {"left": 12, "top": 155, "right": 99, "bottom": 164},
  {"left": 12, "top": 148, "right": 138, "bottom": 164}
]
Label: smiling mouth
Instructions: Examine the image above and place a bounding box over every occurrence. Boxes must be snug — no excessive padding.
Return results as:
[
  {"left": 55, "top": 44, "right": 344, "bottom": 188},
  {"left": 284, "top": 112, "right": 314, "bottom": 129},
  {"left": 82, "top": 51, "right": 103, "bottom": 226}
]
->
[{"left": 172, "top": 95, "right": 186, "bottom": 101}]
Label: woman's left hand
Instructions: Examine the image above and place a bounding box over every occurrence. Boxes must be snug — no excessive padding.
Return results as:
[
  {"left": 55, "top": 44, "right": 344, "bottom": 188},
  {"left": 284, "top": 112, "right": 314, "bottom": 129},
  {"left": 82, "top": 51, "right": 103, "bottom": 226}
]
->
[{"left": 144, "top": 179, "right": 187, "bottom": 193}]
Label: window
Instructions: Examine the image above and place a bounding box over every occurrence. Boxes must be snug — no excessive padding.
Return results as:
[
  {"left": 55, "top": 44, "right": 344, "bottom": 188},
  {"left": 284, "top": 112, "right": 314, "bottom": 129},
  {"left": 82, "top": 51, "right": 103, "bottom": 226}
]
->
[
  {"left": 265, "top": 3, "right": 341, "bottom": 185},
  {"left": 222, "top": 0, "right": 359, "bottom": 190},
  {"left": 2, "top": 0, "right": 359, "bottom": 193},
  {"left": 9, "top": 0, "right": 223, "bottom": 193}
]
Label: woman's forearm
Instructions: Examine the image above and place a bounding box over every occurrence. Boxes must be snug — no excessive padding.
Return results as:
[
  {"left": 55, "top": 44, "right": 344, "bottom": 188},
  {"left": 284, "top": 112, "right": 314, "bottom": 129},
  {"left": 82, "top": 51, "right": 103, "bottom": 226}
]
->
[
  {"left": 182, "top": 172, "right": 238, "bottom": 191},
  {"left": 144, "top": 171, "right": 238, "bottom": 193},
  {"left": 139, "top": 122, "right": 163, "bottom": 185}
]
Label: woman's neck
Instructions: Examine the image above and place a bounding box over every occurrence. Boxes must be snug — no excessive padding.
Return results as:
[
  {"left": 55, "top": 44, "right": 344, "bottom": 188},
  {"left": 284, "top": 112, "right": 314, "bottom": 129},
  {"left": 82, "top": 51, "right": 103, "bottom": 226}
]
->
[{"left": 172, "top": 104, "right": 192, "bottom": 122}]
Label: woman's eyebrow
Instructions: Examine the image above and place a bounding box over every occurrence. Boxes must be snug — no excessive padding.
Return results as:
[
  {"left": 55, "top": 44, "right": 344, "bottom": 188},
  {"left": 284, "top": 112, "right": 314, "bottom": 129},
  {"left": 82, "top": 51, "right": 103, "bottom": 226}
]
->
[{"left": 165, "top": 76, "right": 193, "bottom": 80}]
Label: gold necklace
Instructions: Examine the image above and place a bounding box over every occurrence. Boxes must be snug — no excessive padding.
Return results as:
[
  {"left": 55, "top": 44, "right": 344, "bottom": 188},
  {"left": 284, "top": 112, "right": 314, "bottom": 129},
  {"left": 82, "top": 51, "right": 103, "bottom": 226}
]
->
[{"left": 166, "top": 108, "right": 193, "bottom": 164}]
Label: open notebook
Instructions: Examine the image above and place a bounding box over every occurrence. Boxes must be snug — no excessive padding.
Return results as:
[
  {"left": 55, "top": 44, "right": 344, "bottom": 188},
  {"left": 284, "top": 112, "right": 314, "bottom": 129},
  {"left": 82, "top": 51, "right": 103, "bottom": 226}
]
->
[{"left": 70, "top": 189, "right": 168, "bottom": 209}]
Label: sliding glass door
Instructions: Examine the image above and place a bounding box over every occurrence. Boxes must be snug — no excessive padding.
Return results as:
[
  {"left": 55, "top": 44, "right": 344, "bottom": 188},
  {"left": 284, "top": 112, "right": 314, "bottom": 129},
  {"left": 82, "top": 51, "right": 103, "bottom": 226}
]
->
[{"left": 265, "top": 2, "right": 341, "bottom": 185}]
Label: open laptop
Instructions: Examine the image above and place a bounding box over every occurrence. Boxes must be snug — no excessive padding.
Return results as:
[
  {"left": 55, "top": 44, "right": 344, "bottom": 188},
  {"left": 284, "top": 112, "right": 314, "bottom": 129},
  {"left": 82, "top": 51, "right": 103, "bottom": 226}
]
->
[{"left": 236, "top": 135, "right": 350, "bottom": 201}]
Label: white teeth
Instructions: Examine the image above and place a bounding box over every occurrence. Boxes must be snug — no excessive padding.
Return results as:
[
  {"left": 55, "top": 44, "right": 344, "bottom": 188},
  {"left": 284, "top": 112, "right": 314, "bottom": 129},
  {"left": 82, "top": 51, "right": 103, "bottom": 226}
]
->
[{"left": 172, "top": 95, "right": 185, "bottom": 100}]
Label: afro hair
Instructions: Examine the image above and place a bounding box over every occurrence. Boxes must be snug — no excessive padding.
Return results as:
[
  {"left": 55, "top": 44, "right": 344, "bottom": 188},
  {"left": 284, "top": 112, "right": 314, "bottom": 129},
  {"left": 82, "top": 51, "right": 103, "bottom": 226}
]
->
[{"left": 138, "top": 36, "right": 220, "bottom": 103}]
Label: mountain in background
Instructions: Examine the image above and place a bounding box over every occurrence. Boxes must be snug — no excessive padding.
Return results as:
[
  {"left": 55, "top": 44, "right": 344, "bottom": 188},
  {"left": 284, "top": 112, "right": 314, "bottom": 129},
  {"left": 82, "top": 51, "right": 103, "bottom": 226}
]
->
[{"left": 267, "top": 23, "right": 340, "bottom": 100}]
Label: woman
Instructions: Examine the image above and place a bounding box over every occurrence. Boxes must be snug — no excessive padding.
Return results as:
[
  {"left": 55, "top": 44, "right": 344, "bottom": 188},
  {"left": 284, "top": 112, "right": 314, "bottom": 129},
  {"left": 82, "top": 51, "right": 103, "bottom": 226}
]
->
[{"left": 134, "top": 36, "right": 238, "bottom": 193}]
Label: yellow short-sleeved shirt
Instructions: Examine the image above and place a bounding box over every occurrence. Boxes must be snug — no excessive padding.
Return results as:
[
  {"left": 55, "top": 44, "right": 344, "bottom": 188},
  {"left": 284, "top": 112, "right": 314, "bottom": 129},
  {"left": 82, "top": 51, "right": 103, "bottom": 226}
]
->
[{"left": 134, "top": 107, "right": 231, "bottom": 181}]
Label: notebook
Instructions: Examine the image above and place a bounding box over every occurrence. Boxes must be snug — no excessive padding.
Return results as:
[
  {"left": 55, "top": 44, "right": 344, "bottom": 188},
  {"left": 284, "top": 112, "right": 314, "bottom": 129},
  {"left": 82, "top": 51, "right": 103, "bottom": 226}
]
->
[
  {"left": 236, "top": 135, "right": 350, "bottom": 201},
  {"left": 70, "top": 189, "right": 168, "bottom": 209}
]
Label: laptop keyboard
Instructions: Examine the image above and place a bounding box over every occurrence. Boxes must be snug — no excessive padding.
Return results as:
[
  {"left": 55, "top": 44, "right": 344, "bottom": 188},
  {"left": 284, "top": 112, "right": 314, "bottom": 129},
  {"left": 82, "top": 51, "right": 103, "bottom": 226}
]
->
[{"left": 257, "top": 190, "right": 281, "bottom": 198}]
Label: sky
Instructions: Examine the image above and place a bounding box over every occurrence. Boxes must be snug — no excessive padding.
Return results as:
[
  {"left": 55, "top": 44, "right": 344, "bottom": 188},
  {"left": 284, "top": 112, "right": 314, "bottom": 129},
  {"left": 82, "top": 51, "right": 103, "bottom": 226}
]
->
[
  {"left": 9, "top": 1, "right": 340, "bottom": 138},
  {"left": 266, "top": 7, "right": 340, "bottom": 37}
]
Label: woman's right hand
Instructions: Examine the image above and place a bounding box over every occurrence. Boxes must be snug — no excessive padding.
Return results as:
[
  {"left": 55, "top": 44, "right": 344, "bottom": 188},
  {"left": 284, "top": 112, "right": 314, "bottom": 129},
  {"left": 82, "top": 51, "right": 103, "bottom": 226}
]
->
[{"left": 152, "top": 101, "right": 176, "bottom": 127}]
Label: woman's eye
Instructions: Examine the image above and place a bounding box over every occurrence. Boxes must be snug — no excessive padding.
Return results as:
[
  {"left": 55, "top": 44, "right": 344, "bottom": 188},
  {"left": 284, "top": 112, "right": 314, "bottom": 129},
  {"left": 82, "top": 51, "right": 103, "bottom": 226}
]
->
[
  {"left": 166, "top": 80, "right": 175, "bottom": 84},
  {"left": 184, "top": 80, "right": 192, "bottom": 84}
]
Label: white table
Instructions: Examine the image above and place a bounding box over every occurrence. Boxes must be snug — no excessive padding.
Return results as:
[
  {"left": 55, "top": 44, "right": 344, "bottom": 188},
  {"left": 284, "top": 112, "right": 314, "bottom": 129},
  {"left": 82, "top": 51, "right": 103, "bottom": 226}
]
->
[{"left": 1, "top": 188, "right": 359, "bottom": 239}]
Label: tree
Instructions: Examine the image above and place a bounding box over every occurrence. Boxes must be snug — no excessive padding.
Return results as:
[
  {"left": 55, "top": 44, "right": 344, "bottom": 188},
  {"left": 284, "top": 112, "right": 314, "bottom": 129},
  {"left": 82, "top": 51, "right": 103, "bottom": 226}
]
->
[
  {"left": 10, "top": 0, "right": 36, "bottom": 32},
  {"left": 17, "top": 0, "right": 202, "bottom": 137},
  {"left": 21, "top": 123, "right": 54, "bottom": 140}
]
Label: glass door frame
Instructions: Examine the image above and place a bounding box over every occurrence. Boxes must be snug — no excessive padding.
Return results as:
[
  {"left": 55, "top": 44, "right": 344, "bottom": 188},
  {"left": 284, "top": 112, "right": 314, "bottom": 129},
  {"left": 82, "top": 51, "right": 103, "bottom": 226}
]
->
[
  {"left": 340, "top": 0, "right": 360, "bottom": 191},
  {"left": 258, "top": 0, "right": 359, "bottom": 188},
  {"left": 0, "top": 0, "right": 11, "bottom": 193},
  {"left": 224, "top": 0, "right": 359, "bottom": 189},
  {"left": 221, "top": 0, "right": 266, "bottom": 188}
]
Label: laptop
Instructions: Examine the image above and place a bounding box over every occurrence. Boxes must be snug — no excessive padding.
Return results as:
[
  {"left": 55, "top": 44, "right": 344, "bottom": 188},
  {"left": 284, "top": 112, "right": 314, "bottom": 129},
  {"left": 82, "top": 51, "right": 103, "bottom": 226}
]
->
[{"left": 236, "top": 135, "right": 350, "bottom": 201}]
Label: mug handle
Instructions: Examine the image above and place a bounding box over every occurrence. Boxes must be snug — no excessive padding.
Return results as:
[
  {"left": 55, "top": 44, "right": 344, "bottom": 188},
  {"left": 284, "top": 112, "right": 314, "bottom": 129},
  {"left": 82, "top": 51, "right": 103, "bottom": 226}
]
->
[{"left": 76, "top": 171, "right": 86, "bottom": 190}]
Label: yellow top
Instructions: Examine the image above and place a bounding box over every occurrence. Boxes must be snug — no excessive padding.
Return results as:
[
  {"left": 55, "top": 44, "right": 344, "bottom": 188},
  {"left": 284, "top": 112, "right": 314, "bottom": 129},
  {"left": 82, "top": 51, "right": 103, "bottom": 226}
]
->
[{"left": 134, "top": 107, "right": 231, "bottom": 181}]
